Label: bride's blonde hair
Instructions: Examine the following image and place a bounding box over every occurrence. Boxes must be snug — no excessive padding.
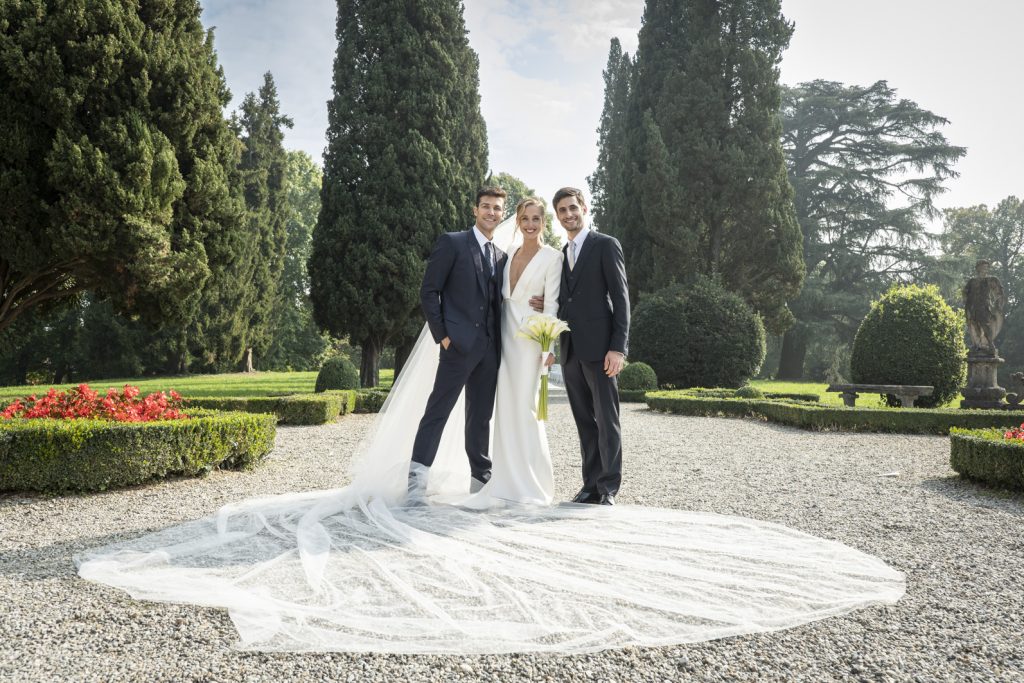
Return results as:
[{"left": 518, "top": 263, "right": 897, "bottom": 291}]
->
[{"left": 515, "top": 196, "right": 546, "bottom": 224}]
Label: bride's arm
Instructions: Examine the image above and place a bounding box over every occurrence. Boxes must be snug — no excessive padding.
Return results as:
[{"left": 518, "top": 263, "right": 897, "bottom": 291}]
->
[{"left": 543, "top": 251, "right": 562, "bottom": 316}]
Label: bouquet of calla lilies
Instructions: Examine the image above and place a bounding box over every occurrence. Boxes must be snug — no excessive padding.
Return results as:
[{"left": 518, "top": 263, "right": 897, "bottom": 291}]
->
[{"left": 516, "top": 314, "right": 570, "bottom": 421}]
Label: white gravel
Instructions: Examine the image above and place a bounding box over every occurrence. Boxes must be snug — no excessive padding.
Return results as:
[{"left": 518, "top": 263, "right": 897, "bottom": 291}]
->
[{"left": 2, "top": 398, "right": 1023, "bottom": 682}]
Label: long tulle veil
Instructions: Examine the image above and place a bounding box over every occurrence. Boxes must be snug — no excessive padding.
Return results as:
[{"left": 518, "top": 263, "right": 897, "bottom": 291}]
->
[{"left": 75, "top": 216, "right": 905, "bottom": 654}]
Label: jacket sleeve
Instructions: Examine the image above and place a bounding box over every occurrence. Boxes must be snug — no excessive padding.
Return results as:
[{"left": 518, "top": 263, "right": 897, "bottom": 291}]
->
[
  {"left": 421, "top": 233, "right": 456, "bottom": 344},
  {"left": 602, "top": 236, "right": 630, "bottom": 356},
  {"left": 543, "top": 250, "right": 563, "bottom": 316}
]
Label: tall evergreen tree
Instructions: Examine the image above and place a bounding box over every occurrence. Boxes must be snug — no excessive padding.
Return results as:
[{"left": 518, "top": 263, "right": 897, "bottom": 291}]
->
[
  {"left": 594, "top": 0, "right": 803, "bottom": 333},
  {"left": 588, "top": 38, "right": 633, "bottom": 237},
  {"left": 263, "top": 151, "right": 330, "bottom": 371},
  {"left": 234, "top": 73, "right": 293, "bottom": 372},
  {"left": 310, "top": 0, "right": 488, "bottom": 387},
  {"left": 776, "top": 80, "right": 965, "bottom": 379}
]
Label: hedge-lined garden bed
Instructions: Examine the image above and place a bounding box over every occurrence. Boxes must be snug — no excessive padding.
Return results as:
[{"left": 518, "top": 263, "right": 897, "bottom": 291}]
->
[
  {"left": 185, "top": 391, "right": 357, "bottom": 425},
  {"left": 621, "top": 387, "right": 821, "bottom": 405},
  {"left": 949, "top": 429, "right": 1024, "bottom": 491},
  {"left": 646, "top": 391, "right": 1024, "bottom": 435},
  {"left": 0, "top": 410, "right": 276, "bottom": 493}
]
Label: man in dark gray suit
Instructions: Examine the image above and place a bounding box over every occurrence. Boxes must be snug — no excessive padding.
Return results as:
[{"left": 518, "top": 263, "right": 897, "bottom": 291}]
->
[
  {"left": 409, "top": 187, "right": 508, "bottom": 496},
  {"left": 552, "top": 187, "right": 629, "bottom": 505}
]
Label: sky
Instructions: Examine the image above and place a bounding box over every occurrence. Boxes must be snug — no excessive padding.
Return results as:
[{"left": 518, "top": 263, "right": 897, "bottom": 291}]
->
[{"left": 201, "top": 0, "right": 1023, "bottom": 232}]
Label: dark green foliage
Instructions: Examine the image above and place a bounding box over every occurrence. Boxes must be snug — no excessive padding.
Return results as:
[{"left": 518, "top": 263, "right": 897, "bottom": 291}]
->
[
  {"left": 315, "top": 356, "right": 360, "bottom": 392},
  {"left": 263, "top": 152, "right": 331, "bottom": 371},
  {"left": 593, "top": 0, "right": 804, "bottom": 333},
  {"left": 851, "top": 285, "right": 966, "bottom": 408},
  {"left": 631, "top": 280, "right": 766, "bottom": 389},
  {"left": 647, "top": 391, "right": 1024, "bottom": 434},
  {"left": 619, "top": 362, "right": 658, "bottom": 391},
  {"left": 0, "top": 411, "right": 276, "bottom": 493},
  {"left": 233, "top": 73, "right": 293, "bottom": 371},
  {"left": 354, "top": 389, "right": 390, "bottom": 414},
  {"left": 185, "top": 392, "right": 354, "bottom": 425},
  {"left": 950, "top": 429, "right": 1024, "bottom": 492},
  {"left": 776, "top": 80, "right": 966, "bottom": 380},
  {"left": 618, "top": 390, "right": 649, "bottom": 403},
  {"left": 735, "top": 385, "right": 765, "bottom": 399},
  {"left": 0, "top": 1, "right": 246, "bottom": 359},
  {"left": 311, "top": 0, "right": 488, "bottom": 387}
]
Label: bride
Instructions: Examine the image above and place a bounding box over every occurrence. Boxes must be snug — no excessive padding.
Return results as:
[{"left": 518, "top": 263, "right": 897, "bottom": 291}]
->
[
  {"left": 76, "top": 197, "right": 905, "bottom": 654},
  {"left": 464, "top": 196, "right": 562, "bottom": 508}
]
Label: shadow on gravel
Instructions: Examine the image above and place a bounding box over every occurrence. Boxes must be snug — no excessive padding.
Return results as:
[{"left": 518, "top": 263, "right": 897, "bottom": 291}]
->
[
  {"left": 919, "top": 475, "right": 1024, "bottom": 516},
  {"left": 0, "top": 531, "right": 143, "bottom": 582}
]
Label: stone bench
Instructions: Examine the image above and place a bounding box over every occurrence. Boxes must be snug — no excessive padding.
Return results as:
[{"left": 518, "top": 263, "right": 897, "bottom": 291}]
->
[{"left": 826, "top": 383, "right": 934, "bottom": 408}]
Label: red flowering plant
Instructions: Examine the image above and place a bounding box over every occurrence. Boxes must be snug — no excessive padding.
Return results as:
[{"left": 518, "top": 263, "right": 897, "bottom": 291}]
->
[
  {"left": 1004, "top": 423, "right": 1024, "bottom": 440},
  {"left": 0, "top": 384, "right": 187, "bottom": 422}
]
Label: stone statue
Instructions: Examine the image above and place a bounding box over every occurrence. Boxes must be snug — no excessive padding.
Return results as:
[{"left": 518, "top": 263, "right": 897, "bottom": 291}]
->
[{"left": 963, "top": 259, "right": 1007, "bottom": 356}]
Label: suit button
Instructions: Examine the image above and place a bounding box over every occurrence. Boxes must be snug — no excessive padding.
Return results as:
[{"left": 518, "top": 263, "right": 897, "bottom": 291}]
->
[
  {"left": 479, "top": 305, "right": 484, "bottom": 310},
  {"left": 568, "top": 297, "right": 573, "bottom": 303},
  {"left": 475, "top": 323, "right": 480, "bottom": 327}
]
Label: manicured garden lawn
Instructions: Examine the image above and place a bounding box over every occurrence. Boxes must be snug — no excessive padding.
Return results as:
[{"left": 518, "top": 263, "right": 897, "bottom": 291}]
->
[{"left": 0, "top": 369, "right": 396, "bottom": 401}]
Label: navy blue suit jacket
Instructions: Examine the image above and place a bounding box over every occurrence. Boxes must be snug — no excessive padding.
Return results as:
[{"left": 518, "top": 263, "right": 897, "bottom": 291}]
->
[{"left": 420, "top": 230, "right": 507, "bottom": 354}]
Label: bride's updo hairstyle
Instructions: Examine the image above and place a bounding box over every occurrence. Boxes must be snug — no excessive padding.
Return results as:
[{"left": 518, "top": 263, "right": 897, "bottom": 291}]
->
[{"left": 515, "top": 196, "right": 546, "bottom": 224}]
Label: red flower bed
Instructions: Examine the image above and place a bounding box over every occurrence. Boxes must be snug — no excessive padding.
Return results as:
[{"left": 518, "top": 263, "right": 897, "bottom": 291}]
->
[
  {"left": 1005, "top": 424, "right": 1024, "bottom": 440},
  {"left": 0, "top": 384, "right": 187, "bottom": 422}
]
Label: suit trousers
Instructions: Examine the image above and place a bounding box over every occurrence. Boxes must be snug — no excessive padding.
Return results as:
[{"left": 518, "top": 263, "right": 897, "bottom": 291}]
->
[
  {"left": 411, "top": 333, "right": 499, "bottom": 481},
  {"left": 562, "top": 343, "right": 622, "bottom": 496}
]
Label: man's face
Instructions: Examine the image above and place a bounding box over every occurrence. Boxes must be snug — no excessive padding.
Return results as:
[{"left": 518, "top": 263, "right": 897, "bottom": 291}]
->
[
  {"left": 555, "top": 195, "right": 587, "bottom": 235},
  {"left": 473, "top": 195, "right": 505, "bottom": 234}
]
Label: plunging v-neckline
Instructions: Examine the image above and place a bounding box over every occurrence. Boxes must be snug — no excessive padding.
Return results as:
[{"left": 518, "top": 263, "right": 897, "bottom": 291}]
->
[{"left": 508, "top": 246, "right": 542, "bottom": 298}]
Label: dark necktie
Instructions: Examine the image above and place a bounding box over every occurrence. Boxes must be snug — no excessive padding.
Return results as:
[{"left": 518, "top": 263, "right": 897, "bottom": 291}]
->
[{"left": 484, "top": 242, "right": 494, "bottom": 277}]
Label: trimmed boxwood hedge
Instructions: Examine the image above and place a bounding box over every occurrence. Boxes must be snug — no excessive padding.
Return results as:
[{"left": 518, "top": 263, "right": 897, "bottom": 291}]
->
[
  {"left": 0, "top": 410, "right": 276, "bottom": 493},
  {"left": 949, "top": 429, "right": 1024, "bottom": 491},
  {"left": 354, "top": 389, "right": 390, "bottom": 414},
  {"left": 646, "top": 391, "right": 1024, "bottom": 435},
  {"left": 619, "top": 389, "right": 649, "bottom": 403},
  {"left": 185, "top": 391, "right": 356, "bottom": 425}
]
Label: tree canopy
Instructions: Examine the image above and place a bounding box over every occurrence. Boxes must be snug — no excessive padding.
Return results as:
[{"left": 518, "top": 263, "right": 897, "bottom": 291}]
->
[
  {"left": 776, "top": 79, "right": 966, "bottom": 379},
  {"left": 310, "top": 0, "right": 488, "bottom": 387}
]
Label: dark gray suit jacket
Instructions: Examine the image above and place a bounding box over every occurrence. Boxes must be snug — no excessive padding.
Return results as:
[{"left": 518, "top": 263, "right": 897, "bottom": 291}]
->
[{"left": 557, "top": 230, "right": 629, "bottom": 363}]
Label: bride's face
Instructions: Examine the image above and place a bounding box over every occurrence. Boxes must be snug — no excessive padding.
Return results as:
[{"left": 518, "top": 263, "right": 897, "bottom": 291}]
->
[{"left": 518, "top": 206, "right": 545, "bottom": 244}]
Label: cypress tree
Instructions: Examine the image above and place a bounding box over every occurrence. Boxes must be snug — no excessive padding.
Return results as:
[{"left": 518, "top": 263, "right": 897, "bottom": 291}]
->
[
  {"left": 311, "top": 0, "right": 488, "bottom": 387},
  {"left": 234, "top": 72, "right": 293, "bottom": 372},
  {"left": 594, "top": 0, "right": 803, "bottom": 333},
  {"left": 263, "top": 151, "right": 330, "bottom": 371}
]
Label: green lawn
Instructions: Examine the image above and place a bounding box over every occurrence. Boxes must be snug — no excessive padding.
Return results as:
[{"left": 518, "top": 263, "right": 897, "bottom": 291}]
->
[{"left": 0, "top": 369, "right": 396, "bottom": 401}]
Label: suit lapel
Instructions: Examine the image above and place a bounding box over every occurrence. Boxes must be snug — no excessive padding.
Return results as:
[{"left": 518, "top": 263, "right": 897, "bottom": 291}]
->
[{"left": 466, "top": 231, "right": 487, "bottom": 296}]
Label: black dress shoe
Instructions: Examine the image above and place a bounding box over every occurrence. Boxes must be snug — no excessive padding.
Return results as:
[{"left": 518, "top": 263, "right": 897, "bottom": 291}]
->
[
  {"left": 571, "top": 489, "right": 601, "bottom": 504},
  {"left": 598, "top": 493, "right": 615, "bottom": 506}
]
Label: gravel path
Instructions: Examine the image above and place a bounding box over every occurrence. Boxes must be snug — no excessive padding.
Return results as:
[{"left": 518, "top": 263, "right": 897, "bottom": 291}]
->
[{"left": 2, "top": 399, "right": 1023, "bottom": 682}]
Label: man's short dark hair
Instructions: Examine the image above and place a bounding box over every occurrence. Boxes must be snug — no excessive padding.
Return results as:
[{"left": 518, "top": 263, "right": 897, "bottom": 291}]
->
[
  {"left": 476, "top": 186, "right": 508, "bottom": 205},
  {"left": 552, "top": 187, "right": 587, "bottom": 210}
]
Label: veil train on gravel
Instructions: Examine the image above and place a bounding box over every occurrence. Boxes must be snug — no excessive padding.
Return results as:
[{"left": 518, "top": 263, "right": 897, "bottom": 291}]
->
[{"left": 75, "top": 217, "right": 905, "bottom": 653}]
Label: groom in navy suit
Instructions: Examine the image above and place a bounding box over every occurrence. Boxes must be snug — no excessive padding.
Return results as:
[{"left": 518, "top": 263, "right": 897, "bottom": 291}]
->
[{"left": 409, "top": 187, "right": 509, "bottom": 495}]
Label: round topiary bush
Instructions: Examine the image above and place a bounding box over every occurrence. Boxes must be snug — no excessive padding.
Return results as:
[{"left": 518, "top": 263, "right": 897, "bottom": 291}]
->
[
  {"left": 315, "top": 356, "right": 359, "bottom": 392},
  {"left": 734, "top": 385, "right": 764, "bottom": 399},
  {"left": 850, "top": 284, "right": 966, "bottom": 408},
  {"left": 619, "top": 362, "right": 658, "bottom": 391},
  {"left": 630, "top": 279, "right": 766, "bottom": 389}
]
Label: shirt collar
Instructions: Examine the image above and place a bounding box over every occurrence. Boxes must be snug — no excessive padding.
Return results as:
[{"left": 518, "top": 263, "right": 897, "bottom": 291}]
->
[
  {"left": 570, "top": 225, "right": 592, "bottom": 249},
  {"left": 471, "top": 225, "right": 493, "bottom": 250}
]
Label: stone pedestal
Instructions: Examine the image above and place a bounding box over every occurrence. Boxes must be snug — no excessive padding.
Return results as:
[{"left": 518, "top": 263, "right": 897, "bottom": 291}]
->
[{"left": 960, "top": 353, "right": 1006, "bottom": 409}]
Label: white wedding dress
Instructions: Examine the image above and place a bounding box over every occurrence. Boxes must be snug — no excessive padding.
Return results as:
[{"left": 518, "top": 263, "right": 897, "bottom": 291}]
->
[
  {"left": 461, "top": 243, "right": 562, "bottom": 509},
  {"left": 75, "top": 219, "right": 905, "bottom": 654}
]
